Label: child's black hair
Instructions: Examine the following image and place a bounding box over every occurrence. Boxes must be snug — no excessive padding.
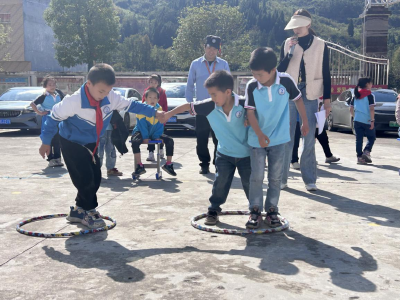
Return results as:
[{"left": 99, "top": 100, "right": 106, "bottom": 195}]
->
[
  {"left": 144, "top": 87, "right": 159, "bottom": 99},
  {"left": 149, "top": 74, "right": 162, "bottom": 87},
  {"left": 87, "top": 63, "right": 116, "bottom": 86},
  {"left": 249, "top": 47, "right": 277, "bottom": 73},
  {"left": 204, "top": 70, "right": 234, "bottom": 92},
  {"left": 42, "top": 75, "right": 56, "bottom": 88},
  {"left": 354, "top": 77, "right": 372, "bottom": 99}
]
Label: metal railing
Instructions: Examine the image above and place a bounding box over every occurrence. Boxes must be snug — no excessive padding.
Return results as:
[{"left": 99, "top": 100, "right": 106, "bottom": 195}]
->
[{"left": 326, "top": 41, "right": 389, "bottom": 86}]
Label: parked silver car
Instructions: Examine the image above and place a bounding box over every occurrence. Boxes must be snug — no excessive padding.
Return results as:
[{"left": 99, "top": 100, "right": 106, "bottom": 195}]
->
[
  {"left": 112, "top": 87, "right": 142, "bottom": 129},
  {"left": 162, "top": 82, "right": 195, "bottom": 131},
  {"left": 0, "top": 87, "right": 45, "bottom": 131},
  {"left": 327, "top": 89, "right": 398, "bottom": 134}
]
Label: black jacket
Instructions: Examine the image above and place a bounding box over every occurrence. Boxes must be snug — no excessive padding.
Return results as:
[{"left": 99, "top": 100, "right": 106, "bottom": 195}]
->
[{"left": 110, "top": 110, "right": 129, "bottom": 155}]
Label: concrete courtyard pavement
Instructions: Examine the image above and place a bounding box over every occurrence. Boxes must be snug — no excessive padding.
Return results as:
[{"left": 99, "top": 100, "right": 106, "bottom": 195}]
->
[{"left": 0, "top": 129, "right": 399, "bottom": 300}]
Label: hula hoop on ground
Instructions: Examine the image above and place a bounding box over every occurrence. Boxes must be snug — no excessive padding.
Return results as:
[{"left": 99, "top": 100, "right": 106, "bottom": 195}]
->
[
  {"left": 191, "top": 210, "right": 289, "bottom": 235},
  {"left": 16, "top": 214, "right": 116, "bottom": 238}
]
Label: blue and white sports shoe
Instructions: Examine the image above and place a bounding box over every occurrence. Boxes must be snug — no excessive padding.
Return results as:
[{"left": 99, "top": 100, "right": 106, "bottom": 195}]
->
[
  {"left": 66, "top": 206, "right": 85, "bottom": 223},
  {"left": 81, "top": 210, "right": 106, "bottom": 229}
]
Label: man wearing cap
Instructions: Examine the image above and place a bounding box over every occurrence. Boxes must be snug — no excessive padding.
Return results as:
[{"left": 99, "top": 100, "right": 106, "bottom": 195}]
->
[
  {"left": 186, "top": 35, "right": 231, "bottom": 174},
  {"left": 277, "top": 9, "right": 332, "bottom": 192}
]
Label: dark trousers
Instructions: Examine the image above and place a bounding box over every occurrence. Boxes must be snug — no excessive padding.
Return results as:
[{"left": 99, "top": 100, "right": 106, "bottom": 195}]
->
[
  {"left": 209, "top": 152, "right": 251, "bottom": 212},
  {"left": 292, "top": 121, "right": 333, "bottom": 162},
  {"left": 42, "top": 115, "right": 61, "bottom": 161},
  {"left": 60, "top": 136, "right": 101, "bottom": 211},
  {"left": 315, "top": 127, "right": 333, "bottom": 158},
  {"left": 131, "top": 132, "right": 174, "bottom": 156},
  {"left": 354, "top": 121, "right": 376, "bottom": 157},
  {"left": 48, "top": 133, "right": 62, "bottom": 161},
  {"left": 196, "top": 115, "right": 218, "bottom": 167},
  {"left": 291, "top": 121, "right": 301, "bottom": 163}
]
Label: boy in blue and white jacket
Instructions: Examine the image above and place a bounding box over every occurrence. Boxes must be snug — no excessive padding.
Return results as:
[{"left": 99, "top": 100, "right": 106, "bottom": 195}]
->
[
  {"left": 39, "top": 64, "right": 164, "bottom": 229},
  {"left": 131, "top": 87, "right": 176, "bottom": 177}
]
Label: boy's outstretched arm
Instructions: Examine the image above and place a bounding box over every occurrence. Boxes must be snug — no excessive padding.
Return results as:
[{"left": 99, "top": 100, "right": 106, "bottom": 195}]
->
[
  {"left": 163, "top": 103, "right": 191, "bottom": 121},
  {"left": 294, "top": 98, "right": 309, "bottom": 136},
  {"left": 247, "top": 110, "right": 270, "bottom": 148}
]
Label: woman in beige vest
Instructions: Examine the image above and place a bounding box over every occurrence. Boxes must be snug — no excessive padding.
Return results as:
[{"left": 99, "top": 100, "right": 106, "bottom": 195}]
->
[{"left": 278, "top": 9, "right": 332, "bottom": 191}]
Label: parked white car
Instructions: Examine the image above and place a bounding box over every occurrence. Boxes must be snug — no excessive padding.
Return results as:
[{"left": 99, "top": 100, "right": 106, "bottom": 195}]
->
[{"left": 112, "top": 87, "right": 142, "bottom": 130}]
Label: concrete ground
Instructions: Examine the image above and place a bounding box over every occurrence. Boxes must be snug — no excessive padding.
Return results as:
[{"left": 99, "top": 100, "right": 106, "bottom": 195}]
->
[{"left": 0, "top": 128, "right": 399, "bottom": 300}]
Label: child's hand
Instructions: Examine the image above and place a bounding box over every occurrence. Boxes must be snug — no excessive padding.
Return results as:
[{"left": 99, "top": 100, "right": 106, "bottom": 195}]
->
[
  {"left": 39, "top": 144, "right": 50, "bottom": 159},
  {"left": 143, "top": 139, "right": 150, "bottom": 144},
  {"left": 156, "top": 111, "right": 167, "bottom": 123},
  {"left": 38, "top": 111, "right": 49, "bottom": 116},
  {"left": 244, "top": 118, "right": 249, "bottom": 127},
  {"left": 301, "top": 122, "right": 309, "bottom": 136},
  {"left": 370, "top": 122, "right": 374, "bottom": 130},
  {"left": 257, "top": 133, "right": 270, "bottom": 148}
]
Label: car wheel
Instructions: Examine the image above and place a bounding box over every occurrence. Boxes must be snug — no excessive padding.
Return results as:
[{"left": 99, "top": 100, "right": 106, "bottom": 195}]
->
[
  {"left": 123, "top": 113, "right": 130, "bottom": 130},
  {"left": 327, "top": 113, "right": 337, "bottom": 131}
]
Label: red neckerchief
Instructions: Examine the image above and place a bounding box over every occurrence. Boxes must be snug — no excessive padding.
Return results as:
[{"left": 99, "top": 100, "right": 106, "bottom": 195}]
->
[
  {"left": 204, "top": 60, "right": 216, "bottom": 75},
  {"left": 84, "top": 84, "right": 103, "bottom": 157},
  {"left": 357, "top": 89, "right": 371, "bottom": 99}
]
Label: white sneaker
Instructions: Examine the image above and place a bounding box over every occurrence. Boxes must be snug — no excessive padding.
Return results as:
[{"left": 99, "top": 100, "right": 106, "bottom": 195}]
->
[
  {"left": 280, "top": 183, "right": 288, "bottom": 190},
  {"left": 146, "top": 152, "right": 155, "bottom": 161},
  {"left": 55, "top": 158, "right": 64, "bottom": 167},
  {"left": 306, "top": 184, "right": 318, "bottom": 191},
  {"left": 291, "top": 162, "right": 300, "bottom": 170},
  {"left": 160, "top": 149, "right": 165, "bottom": 159},
  {"left": 47, "top": 159, "right": 58, "bottom": 167}
]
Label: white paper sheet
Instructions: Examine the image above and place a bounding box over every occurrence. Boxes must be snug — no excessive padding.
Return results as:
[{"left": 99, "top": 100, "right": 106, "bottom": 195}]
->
[{"left": 315, "top": 107, "right": 326, "bottom": 135}]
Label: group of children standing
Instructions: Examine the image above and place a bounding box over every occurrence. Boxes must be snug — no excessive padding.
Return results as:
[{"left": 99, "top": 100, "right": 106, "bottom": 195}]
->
[{"left": 36, "top": 53, "right": 377, "bottom": 231}]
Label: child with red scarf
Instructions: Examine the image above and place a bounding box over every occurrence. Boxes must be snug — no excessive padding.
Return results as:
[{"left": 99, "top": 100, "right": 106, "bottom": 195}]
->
[
  {"left": 349, "top": 77, "right": 376, "bottom": 164},
  {"left": 39, "top": 64, "right": 165, "bottom": 229},
  {"left": 142, "top": 74, "right": 168, "bottom": 161}
]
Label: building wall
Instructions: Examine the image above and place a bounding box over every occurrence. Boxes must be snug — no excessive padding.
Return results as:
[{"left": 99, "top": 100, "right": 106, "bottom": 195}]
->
[
  {"left": 0, "top": 0, "right": 24, "bottom": 62},
  {"left": 22, "top": 0, "right": 87, "bottom": 72}
]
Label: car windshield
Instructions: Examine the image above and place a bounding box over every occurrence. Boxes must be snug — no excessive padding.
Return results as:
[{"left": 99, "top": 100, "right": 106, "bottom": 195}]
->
[
  {"left": 113, "top": 88, "right": 126, "bottom": 96},
  {"left": 373, "top": 91, "right": 398, "bottom": 103},
  {"left": 163, "top": 83, "right": 196, "bottom": 98},
  {"left": 0, "top": 89, "right": 43, "bottom": 101}
]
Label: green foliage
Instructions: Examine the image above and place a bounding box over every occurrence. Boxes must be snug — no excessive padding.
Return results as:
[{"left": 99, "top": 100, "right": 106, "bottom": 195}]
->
[
  {"left": 0, "top": 24, "right": 11, "bottom": 61},
  {"left": 44, "top": 0, "right": 120, "bottom": 70},
  {"left": 348, "top": 19, "right": 354, "bottom": 37},
  {"left": 116, "top": 34, "right": 152, "bottom": 71},
  {"left": 389, "top": 46, "right": 400, "bottom": 90},
  {"left": 171, "top": 3, "right": 250, "bottom": 70}
]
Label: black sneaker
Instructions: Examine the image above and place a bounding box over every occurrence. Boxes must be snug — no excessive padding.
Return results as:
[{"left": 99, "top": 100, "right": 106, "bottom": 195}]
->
[
  {"left": 246, "top": 208, "right": 262, "bottom": 229},
  {"left": 264, "top": 208, "right": 282, "bottom": 228},
  {"left": 199, "top": 166, "right": 210, "bottom": 174},
  {"left": 162, "top": 163, "right": 177, "bottom": 176},
  {"left": 204, "top": 210, "right": 219, "bottom": 225},
  {"left": 134, "top": 164, "right": 146, "bottom": 176}
]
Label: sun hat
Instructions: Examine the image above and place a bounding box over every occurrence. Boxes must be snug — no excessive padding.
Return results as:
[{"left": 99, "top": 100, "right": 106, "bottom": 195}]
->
[{"left": 284, "top": 15, "right": 312, "bottom": 30}]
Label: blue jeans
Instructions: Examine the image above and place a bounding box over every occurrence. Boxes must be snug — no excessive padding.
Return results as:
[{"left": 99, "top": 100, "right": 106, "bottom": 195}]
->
[
  {"left": 282, "top": 83, "right": 318, "bottom": 185},
  {"left": 249, "top": 144, "right": 285, "bottom": 212},
  {"left": 354, "top": 121, "right": 376, "bottom": 157},
  {"left": 209, "top": 152, "right": 251, "bottom": 212},
  {"left": 99, "top": 130, "right": 116, "bottom": 170}
]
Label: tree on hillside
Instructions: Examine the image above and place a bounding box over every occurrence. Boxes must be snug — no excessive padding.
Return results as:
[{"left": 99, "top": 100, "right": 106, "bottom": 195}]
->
[
  {"left": 116, "top": 34, "right": 152, "bottom": 71},
  {"left": 348, "top": 19, "right": 354, "bottom": 37},
  {"left": 44, "top": 0, "right": 120, "bottom": 70},
  {"left": 172, "top": 3, "right": 251, "bottom": 70},
  {"left": 389, "top": 46, "right": 400, "bottom": 90}
]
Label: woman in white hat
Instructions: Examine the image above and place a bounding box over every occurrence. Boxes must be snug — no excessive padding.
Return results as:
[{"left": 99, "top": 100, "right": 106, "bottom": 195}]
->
[{"left": 278, "top": 9, "right": 332, "bottom": 192}]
